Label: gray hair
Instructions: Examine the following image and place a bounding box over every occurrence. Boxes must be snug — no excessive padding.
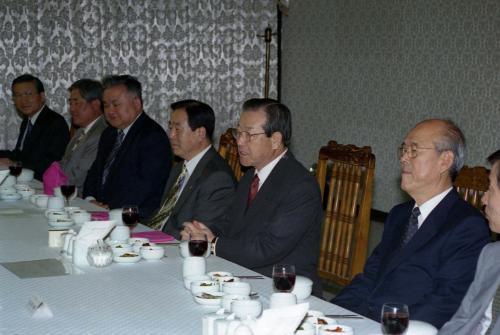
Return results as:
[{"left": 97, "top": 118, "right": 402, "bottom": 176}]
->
[{"left": 432, "top": 119, "right": 466, "bottom": 180}]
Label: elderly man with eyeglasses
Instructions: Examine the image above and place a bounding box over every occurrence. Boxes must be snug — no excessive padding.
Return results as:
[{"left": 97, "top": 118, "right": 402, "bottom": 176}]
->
[
  {"left": 182, "top": 98, "right": 323, "bottom": 297},
  {"left": 331, "top": 119, "right": 490, "bottom": 329}
]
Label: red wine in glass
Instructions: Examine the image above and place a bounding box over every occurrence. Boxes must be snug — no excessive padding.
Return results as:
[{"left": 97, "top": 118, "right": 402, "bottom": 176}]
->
[
  {"left": 60, "top": 184, "right": 76, "bottom": 206},
  {"left": 381, "top": 303, "right": 409, "bottom": 335},
  {"left": 9, "top": 164, "right": 22, "bottom": 177},
  {"left": 122, "top": 206, "right": 139, "bottom": 230},
  {"left": 273, "top": 272, "right": 296, "bottom": 292},
  {"left": 189, "top": 240, "right": 208, "bottom": 256}
]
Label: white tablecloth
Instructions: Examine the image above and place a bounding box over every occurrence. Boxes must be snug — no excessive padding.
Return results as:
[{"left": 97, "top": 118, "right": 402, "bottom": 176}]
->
[{"left": 0, "top": 195, "right": 380, "bottom": 334}]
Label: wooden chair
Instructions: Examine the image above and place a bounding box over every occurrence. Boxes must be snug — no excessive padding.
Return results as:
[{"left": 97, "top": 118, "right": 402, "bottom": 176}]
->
[
  {"left": 218, "top": 128, "right": 244, "bottom": 181},
  {"left": 454, "top": 165, "right": 489, "bottom": 211},
  {"left": 316, "top": 141, "right": 376, "bottom": 286}
]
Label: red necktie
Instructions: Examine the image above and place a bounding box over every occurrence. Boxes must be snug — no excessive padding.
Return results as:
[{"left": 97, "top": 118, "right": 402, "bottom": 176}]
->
[{"left": 247, "top": 174, "right": 260, "bottom": 207}]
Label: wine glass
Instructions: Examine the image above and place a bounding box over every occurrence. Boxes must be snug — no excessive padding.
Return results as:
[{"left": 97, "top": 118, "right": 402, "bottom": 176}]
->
[
  {"left": 188, "top": 232, "right": 208, "bottom": 256},
  {"left": 272, "top": 264, "right": 296, "bottom": 292},
  {"left": 122, "top": 205, "right": 140, "bottom": 230},
  {"left": 60, "top": 184, "right": 76, "bottom": 207},
  {"left": 381, "top": 303, "right": 410, "bottom": 335},
  {"left": 9, "top": 161, "right": 22, "bottom": 181}
]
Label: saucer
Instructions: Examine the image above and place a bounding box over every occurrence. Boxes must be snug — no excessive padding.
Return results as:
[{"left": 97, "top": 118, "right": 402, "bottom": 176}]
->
[
  {"left": 193, "top": 292, "right": 224, "bottom": 306},
  {"left": 0, "top": 193, "right": 22, "bottom": 201}
]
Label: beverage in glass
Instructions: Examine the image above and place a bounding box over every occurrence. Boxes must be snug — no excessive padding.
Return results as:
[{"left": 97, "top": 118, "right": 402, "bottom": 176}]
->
[
  {"left": 188, "top": 233, "right": 208, "bottom": 256},
  {"left": 272, "top": 264, "right": 296, "bottom": 292},
  {"left": 381, "top": 302, "right": 409, "bottom": 335},
  {"left": 60, "top": 184, "right": 76, "bottom": 207},
  {"left": 122, "top": 205, "right": 140, "bottom": 230}
]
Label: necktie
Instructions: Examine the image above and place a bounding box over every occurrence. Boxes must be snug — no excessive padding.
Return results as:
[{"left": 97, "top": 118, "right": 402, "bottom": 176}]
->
[
  {"left": 487, "top": 284, "right": 500, "bottom": 334},
  {"left": 71, "top": 130, "right": 86, "bottom": 151},
  {"left": 18, "top": 120, "right": 33, "bottom": 150},
  {"left": 101, "top": 130, "right": 124, "bottom": 187},
  {"left": 401, "top": 207, "right": 420, "bottom": 247},
  {"left": 147, "top": 164, "right": 188, "bottom": 230},
  {"left": 247, "top": 174, "right": 260, "bottom": 208}
]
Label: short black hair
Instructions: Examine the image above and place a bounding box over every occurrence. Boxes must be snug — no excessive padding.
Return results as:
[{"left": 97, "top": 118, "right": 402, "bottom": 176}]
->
[
  {"left": 242, "top": 98, "right": 292, "bottom": 146},
  {"left": 488, "top": 149, "right": 500, "bottom": 187},
  {"left": 12, "top": 74, "right": 45, "bottom": 93},
  {"left": 69, "top": 79, "right": 103, "bottom": 102},
  {"left": 102, "top": 75, "right": 142, "bottom": 106},
  {"left": 170, "top": 99, "right": 215, "bottom": 141}
]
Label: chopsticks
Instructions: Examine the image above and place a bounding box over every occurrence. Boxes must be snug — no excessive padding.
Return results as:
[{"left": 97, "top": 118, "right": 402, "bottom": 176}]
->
[
  {"left": 324, "top": 314, "right": 364, "bottom": 319},
  {"left": 235, "top": 275, "right": 265, "bottom": 279}
]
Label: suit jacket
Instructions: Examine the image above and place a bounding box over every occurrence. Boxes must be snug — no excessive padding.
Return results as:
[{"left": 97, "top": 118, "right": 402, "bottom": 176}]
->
[
  {"left": 212, "top": 151, "right": 323, "bottom": 296},
  {"left": 439, "top": 242, "right": 500, "bottom": 335},
  {"left": 159, "top": 146, "right": 236, "bottom": 239},
  {"left": 0, "top": 105, "right": 69, "bottom": 180},
  {"left": 331, "top": 190, "right": 490, "bottom": 328},
  {"left": 83, "top": 112, "right": 172, "bottom": 219},
  {"left": 60, "top": 116, "right": 108, "bottom": 196}
]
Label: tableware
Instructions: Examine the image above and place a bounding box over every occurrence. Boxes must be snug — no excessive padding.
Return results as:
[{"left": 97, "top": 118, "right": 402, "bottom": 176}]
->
[
  {"left": 48, "top": 229, "right": 69, "bottom": 248},
  {"left": 222, "top": 294, "right": 250, "bottom": 312},
  {"left": 222, "top": 282, "right": 251, "bottom": 296},
  {"left": 87, "top": 244, "right": 113, "bottom": 267},
  {"left": 269, "top": 292, "right": 297, "bottom": 309},
  {"left": 47, "top": 196, "right": 65, "bottom": 210},
  {"left": 109, "top": 208, "right": 124, "bottom": 225},
  {"left": 189, "top": 232, "right": 208, "bottom": 256},
  {"left": 14, "top": 183, "right": 30, "bottom": 191},
  {"left": 235, "top": 275, "right": 264, "bottom": 279},
  {"left": 291, "top": 275, "right": 313, "bottom": 300},
  {"left": 208, "top": 271, "right": 233, "bottom": 280},
  {"left": 30, "top": 194, "right": 41, "bottom": 205},
  {"left": 324, "top": 315, "right": 363, "bottom": 319},
  {"left": 110, "top": 225, "right": 130, "bottom": 241},
  {"left": 73, "top": 239, "right": 92, "bottom": 267},
  {"left": 113, "top": 252, "right": 141, "bottom": 263},
  {"left": 319, "top": 324, "right": 354, "bottom": 335},
  {"left": 60, "top": 184, "right": 76, "bottom": 207},
  {"left": 72, "top": 211, "right": 91, "bottom": 225},
  {"left": 17, "top": 168, "right": 34, "bottom": 182},
  {"left": 405, "top": 320, "right": 437, "bottom": 335},
  {"left": 122, "top": 205, "right": 139, "bottom": 230},
  {"left": 61, "top": 231, "right": 76, "bottom": 257},
  {"left": 295, "top": 322, "right": 315, "bottom": 335},
  {"left": 36, "top": 195, "right": 50, "bottom": 208},
  {"left": 0, "top": 186, "right": 17, "bottom": 194},
  {"left": 48, "top": 218, "right": 74, "bottom": 228},
  {"left": 133, "top": 241, "right": 155, "bottom": 253},
  {"left": 381, "top": 302, "right": 409, "bottom": 335},
  {"left": 190, "top": 280, "right": 220, "bottom": 295},
  {"left": 231, "top": 299, "right": 262, "bottom": 319},
  {"left": 184, "top": 274, "right": 210, "bottom": 290},
  {"left": 272, "top": 264, "right": 296, "bottom": 293},
  {"left": 64, "top": 206, "right": 81, "bottom": 214},
  {"left": 140, "top": 245, "right": 165, "bottom": 260},
  {"left": 129, "top": 237, "right": 149, "bottom": 245},
  {"left": 306, "top": 315, "right": 337, "bottom": 327},
  {"left": 0, "top": 192, "right": 22, "bottom": 201},
  {"left": 193, "top": 292, "right": 224, "bottom": 306},
  {"left": 54, "top": 186, "right": 77, "bottom": 201},
  {"left": 182, "top": 256, "right": 206, "bottom": 277},
  {"left": 9, "top": 161, "right": 22, "bottom": 182},
  {"left": 110, "top": 243, "right": 133, "bottom": 255},
  {"left": 45, "top": 209, "right": 69, "bottom": 220},
  {"left": 18, "top": 188, "right": 35, "bottom": 199}
]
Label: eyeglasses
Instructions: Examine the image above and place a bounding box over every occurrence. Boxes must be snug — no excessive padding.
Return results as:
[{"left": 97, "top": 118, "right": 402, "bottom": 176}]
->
[
  {"left": 231, "top": 129, "right": 266, "bottom": 142},
  {"left": 398, "top": 144, "right": 436, "bottom": 158}
]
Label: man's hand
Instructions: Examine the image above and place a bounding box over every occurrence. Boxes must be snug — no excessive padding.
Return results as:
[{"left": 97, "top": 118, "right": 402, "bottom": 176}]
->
[
  {"left": 0, "top": 158, "right": 13, "bottom": 166},
  {"left": 181, "top": 220, "right": 215, "bottom": 241}
]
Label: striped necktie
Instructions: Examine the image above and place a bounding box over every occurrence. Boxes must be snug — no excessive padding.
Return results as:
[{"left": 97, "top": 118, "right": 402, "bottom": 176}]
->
[
  {"left": 401, "top": 207, "right": 420, "bottom": 247},
  {"left": 146, "top": 164, "right": 188, "bottom": 230},
  {"left": 486, "top": 284, "right": 500, "bottom": 334},
  {"left": 101, "top": 129, "right": 124, "bottom": 187}
]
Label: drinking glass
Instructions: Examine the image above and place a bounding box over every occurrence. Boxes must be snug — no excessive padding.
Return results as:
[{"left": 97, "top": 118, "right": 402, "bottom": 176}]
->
[
  {"left": 381, "top": 303, "right": 409, "bottom": 335},
  {"left": 188, "top": 232, "right": 208, "bottom": 256},
  {"left": 60, "top": 184, "right": 76, "bottom": 207},
  {"left": 272, "top": 264, "right": 296, "bottom": 292},
  {"left": 122, "top": 205, "right": 140, "bottom": 230},
  {"left": 9, "top": 161, "right": 22, "bottom": 180}
]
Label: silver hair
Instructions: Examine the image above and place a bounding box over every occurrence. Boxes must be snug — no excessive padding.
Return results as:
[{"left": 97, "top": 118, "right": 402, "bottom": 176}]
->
[{"left": 432, "top": 119, "right": 466, "bottom": 179}]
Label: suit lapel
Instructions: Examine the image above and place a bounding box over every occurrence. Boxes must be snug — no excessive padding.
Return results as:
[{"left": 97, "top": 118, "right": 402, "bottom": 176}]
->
[{"left": 23, "top": 106, "right": 49, "bottom": 149}]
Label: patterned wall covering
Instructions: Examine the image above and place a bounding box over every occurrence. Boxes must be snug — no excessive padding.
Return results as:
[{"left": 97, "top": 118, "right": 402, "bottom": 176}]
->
[
  {"left": 0, "top": 0, "right": 277, "bottom": 149},
  {"left": 282, "top": 0, "right": 500, "bottom": 211}
]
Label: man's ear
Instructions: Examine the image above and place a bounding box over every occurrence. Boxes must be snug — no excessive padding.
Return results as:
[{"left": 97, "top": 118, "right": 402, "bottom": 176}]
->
[{"left": 270, "top": 132, "right": 283, "bottom": 150}]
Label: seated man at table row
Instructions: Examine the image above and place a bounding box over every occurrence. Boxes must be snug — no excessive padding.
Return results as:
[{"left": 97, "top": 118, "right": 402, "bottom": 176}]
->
[
  {"left": 182, "top": 98, "right": 323, "bottom": 296},
  {"left": 145, "top": 99, "right": 236, "bottom": 239},
  {"left": 0, "top": 74, "right": 69, "bottom": 180},
  {"left": 439, "top": 150, "right": 500, "bottom": 335},
  {"left": 83, "top": 75, "right": 172, "bottom": 219},
  {"left": 60, "top": 79, "right": 108, "bottom": 196},
  {"left": 331, "top": 119, "right": 490, "bottom": 328}
]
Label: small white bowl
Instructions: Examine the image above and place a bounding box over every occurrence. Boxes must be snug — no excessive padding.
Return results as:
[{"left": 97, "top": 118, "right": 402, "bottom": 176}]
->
[
  {"left": 17, "top": 168, "right": 34, "bottom": 182},
  {"left": 64, "top": 206, "right": 81, "bottom": 214},
  {"left": 48, "top": 218, "right": 74, "bottom": 228},
  {"left": 140, "top": 245, "right": 165, "bottom": 260},
  {"left": 111, "top": 243, "right": 133, "bottom": 255},
  {"left": 133, "top": 241, "right": 155, "bottom": 253},
  {"left": 36, "top": 195, "right": 50, "bottom": 208},
  {"left": 18, "top": 188, "right": 35, "bottom": 199},
  {"left": 72, "top": 212, "right": 91, "bottom": 225},
  {"left": 0, "top": 192, "right": 22, "bottom": 201},
  {"left": 292, "top": 275, "right": 313, "bottom": 300},
  {"left": 191, "top": 280, "right": 220, "bottom": 295},
  {"left": 319, "top": 324, "right": 353, "bottom": 335},
  {"left": 306, "top": 316, "right": 336, "bottom": 327},
  {"left": 45, "top": 209, "right": 69, "bottom": 220},
  {"left": 193, "top": 292, "right": 224, "bottom": 306},
  {"left": 222, "top": 294, "right": 250, "bottom": 312},
  {"left": 208, "top": 271, "right": 233, "bottom": 280},
  {"left": 113, "top": 253, "right": 141, "bottom": 263},
  {"left": 129, "top": 237, "right": 149, "bottom": 245},
  {"left": 184, "top": 275, "right": 210, "bottom": 290},
  {"left": 269, "top": 292, "right": 297, "bottom": 309},
  {"left": 222, "top": 282, "right": 251, "bottom": 296},
  {"left": 14, "top": 184, "right": 31, "bottom": 191},
  {"left": 231, "top": 300, "right": 262, "bottom": 319}
]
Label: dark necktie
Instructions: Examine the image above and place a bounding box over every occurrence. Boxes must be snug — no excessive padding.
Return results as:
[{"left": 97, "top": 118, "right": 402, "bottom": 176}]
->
[
  {"left": 247, "top": 174, "right": 260, "bottom": 208},
  {"left": 17, "top": 119, "right": 33, "bottom": 150},
  {"left": 487, "top": 284, "right": 500, "bottom": 334},
  {"left": 401, "top": 207, "right": 420, "bottom": 247},
  {"left": 101, "top": 129, "right": 124, "bottom": 187}
]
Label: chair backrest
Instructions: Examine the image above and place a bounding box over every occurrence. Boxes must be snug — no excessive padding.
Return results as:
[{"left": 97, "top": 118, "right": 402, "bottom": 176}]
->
[
  {"left": 454, "top": 165, "right": 489, "bottom": 210},
  {"left": 316, "top": 140, "right": 376, "bottom": 286},
  {"left": 218, "top": 128, "right": 244, "bottom": 181}
]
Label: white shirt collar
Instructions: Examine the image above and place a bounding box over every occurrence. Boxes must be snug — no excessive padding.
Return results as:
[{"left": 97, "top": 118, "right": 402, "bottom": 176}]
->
[
  {"left": 184, "top": 145, "right": 212, "bottom": 176},
  {"left": 121, "top": 112, "right": 142, "bottom": 136},
  {"left": 415, "top": 187, "right": 453, "bottom": 228},
  {"left": 83, "top": 115, "right": 101, "bottom": 134},
  {"left": 255, "top": 149, "right": 288, "bottom": 190},
  {"left": 28, "top": 104, "right": 45, "bottom": 125}
]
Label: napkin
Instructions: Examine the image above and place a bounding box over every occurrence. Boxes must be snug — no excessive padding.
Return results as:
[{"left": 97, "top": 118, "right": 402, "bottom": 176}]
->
[
  {"left": 131, "top": 231, "right": 176, "bottom": 243},
  {"left": 77, "top": 220, "right": 115, "bottom": 243},
  {"left": 42, "top": 162, "right": 68, "bottom": 196},
  {"left": 254, "top": 303, "right": 309, "bottom": 335},
  {"left": 90, "top": 211, "right": 110, "bottom": 221}
]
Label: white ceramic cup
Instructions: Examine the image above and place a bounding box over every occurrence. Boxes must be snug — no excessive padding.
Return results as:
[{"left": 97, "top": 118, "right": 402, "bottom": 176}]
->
[
  {"left": 48, "top": 229, "right": 69, "bottom": 248},
  {"left": 36, "top": 195, "right": 50, "bottom": 208},
  {"left": 109, "top": 208, "right": 124, "bottom": 225},
  {"left": 222, "top": 294, "right": 250, "bottom": 312},
  {"left": 18, "top": 188, "right": 35, "bottom": 199},
  {"left": 231, "top": 300, "right": 262, "bottom": 319},
  {"left": 72, "top": 212, "right": 91, "bottom": 225},
  {"left": 182, "top": 256, "right": 206, "bottom": 278},
  {"left": 110, "top": 225, "right": 130, "bottom": 241},
  {"left": 222, "top": 282, "right": 251, "bottom": 296},
  {"left": 291, "top": 275, "right": 313, "bottom": 300},
  {"left": 269, "top": 292, "right": 297, "bottom": 309},
  {"left": 47, "top": 196, "right": 65, "bottom": 210}
]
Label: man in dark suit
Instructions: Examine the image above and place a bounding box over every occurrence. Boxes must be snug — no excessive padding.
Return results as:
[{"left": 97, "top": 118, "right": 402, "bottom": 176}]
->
[
  {"left": 60, "top": 79, "right": 108, "bottom": 196},
  {"left": 439, "top": 150, "right": 500, "bottom": 335},
  {"left": 331, "top": 119, "right": 490, "bottom": 328},
  {"left": 145, "top": 99, "right": 236, "bottom": 239},
  {"left": 182, "top": 98, "right": 323, "bottom": 296},
  {"left": 0, "top": 74, "right": 69, "bottom": 180},
  {"left": 83, "top": 75, "right": 172, "bottom": 219}
]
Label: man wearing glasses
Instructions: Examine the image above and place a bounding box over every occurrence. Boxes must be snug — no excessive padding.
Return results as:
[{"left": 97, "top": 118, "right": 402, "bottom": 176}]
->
[
  {"left": 182, "top": 98, "right": 323, "bottom": 296},
  {"left": 0, "top": 74, "right": 69, "bottom": 180},
  {"left": 331, "top": 119, "right": 490, "bottom": 329}
]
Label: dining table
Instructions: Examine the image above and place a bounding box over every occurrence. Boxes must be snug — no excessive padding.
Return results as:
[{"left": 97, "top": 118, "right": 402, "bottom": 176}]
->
[{"left": 0, "top": 185, "right": 380, "bottom": 334}]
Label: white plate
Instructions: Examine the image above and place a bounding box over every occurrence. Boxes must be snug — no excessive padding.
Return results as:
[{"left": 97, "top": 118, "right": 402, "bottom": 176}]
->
[
  {"left": 0, "top": 193, "right": 22, "bottom": 201},
  {"left": 48, "top": 218, "right": 74, "bottom": 228},
  {"left": 193, "top": 292, "right": 224, "bottom": 306},
  {"left": 113, "top": 253, "right": 141, "bottom": 263},
  {"left": 306, "top": 316, "right": 337, "bottom": 327}
]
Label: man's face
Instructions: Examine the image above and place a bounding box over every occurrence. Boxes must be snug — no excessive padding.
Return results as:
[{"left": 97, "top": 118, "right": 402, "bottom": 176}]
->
[
  {"left": 102, "top": 85, "right": 141, "bottom": 129},
  {"left": 236, "top": 109, "right": 277, "bottom": 171},
  {"left": 12, "top": 81, "right": 45, "bottom": 117},
  {"left": 482, "top": 162, "right": 500, "bottom": 233},
  {"left": 68, "top": 89, "right": 100, "bottom": 128},
  {"left": 168, "top": 108, "right": 203, "bottom": 161},
  {"left": 400, "top": 121, "right": 452, "bottom": 202}
]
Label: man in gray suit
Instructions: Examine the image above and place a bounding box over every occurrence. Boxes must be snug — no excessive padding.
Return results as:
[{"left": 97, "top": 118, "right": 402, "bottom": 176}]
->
[
  {"left": 60, "top": 79, "right": 108, "bottom": 196},
  {"left": 145, "top": 100, "right": 236, "bottom": 239},
  {"left": 439, "top": 150, "right": 500, "bottom": 335}
]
